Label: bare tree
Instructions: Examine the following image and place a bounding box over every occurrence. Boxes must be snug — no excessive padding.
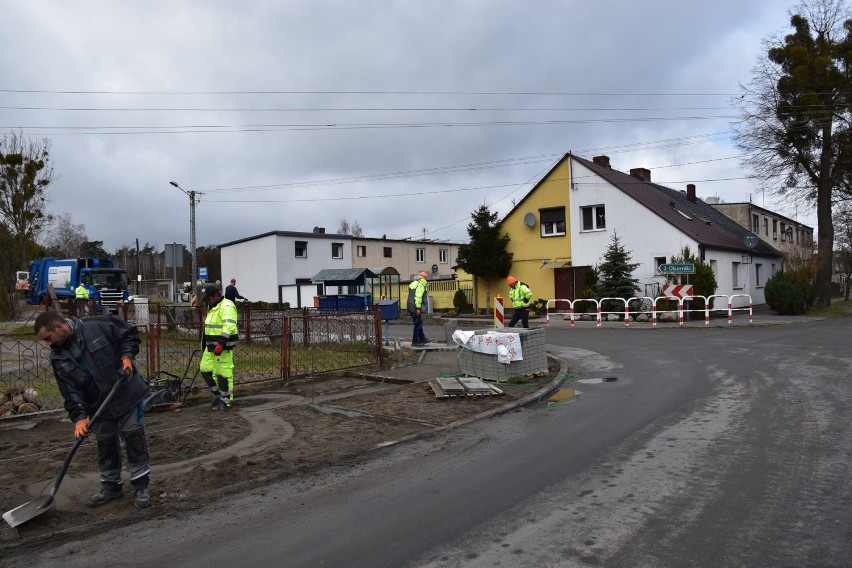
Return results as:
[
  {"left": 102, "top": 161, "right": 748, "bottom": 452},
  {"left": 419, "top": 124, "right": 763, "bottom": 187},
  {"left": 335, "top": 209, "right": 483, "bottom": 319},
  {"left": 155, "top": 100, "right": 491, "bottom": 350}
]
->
[
  {"left": 40, "top": 212, "right": 87, "bottom": 258},
  {"left": 0, "top": 131, "right": 54, "bottom": 266},
  {"left": 338, "top": 218, "right": 364, "bottom": 237},
  {"left": 733, "top": 0, "right": 852, "bottom": 307}
]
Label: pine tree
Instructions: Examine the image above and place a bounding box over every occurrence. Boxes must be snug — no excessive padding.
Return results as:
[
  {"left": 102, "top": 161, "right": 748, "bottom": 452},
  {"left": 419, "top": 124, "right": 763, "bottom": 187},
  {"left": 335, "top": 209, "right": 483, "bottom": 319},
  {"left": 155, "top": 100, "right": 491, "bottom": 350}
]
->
[
  {"left": 456, "top": 205, "right": 513, "bottom": 309},
  {"left": 595, "top": 231, "right": 639, "bottom": 306}
]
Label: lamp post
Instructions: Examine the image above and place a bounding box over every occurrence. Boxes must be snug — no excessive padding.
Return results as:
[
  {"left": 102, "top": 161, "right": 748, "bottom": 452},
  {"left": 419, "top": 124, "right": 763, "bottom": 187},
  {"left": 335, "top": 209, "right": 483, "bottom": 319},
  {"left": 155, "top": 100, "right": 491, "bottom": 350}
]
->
[{"left": 169, "top": 181, "right": 201, "bottom": 296}]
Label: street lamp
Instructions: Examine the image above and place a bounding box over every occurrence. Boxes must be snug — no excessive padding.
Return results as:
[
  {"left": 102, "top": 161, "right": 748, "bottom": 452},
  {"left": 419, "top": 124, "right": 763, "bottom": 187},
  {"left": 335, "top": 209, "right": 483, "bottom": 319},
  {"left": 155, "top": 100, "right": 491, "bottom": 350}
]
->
[{"left": 169, "top": 181, "right": 201, "bottom": 296}]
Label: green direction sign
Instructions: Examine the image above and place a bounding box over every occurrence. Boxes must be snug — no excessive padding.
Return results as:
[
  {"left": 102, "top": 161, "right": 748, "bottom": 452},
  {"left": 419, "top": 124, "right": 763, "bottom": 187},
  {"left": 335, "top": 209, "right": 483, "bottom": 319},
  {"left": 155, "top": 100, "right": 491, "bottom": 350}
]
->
[{"left": 659, "top": 263, "right": 695, "bottom": 274}]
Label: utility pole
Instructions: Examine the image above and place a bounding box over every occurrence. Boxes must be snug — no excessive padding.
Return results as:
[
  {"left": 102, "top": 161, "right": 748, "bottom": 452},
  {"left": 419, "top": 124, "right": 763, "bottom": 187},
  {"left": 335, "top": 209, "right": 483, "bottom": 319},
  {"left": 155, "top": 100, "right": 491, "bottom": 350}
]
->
[{"left": 169, "top": 181, "right": 201, "bottom": 295}]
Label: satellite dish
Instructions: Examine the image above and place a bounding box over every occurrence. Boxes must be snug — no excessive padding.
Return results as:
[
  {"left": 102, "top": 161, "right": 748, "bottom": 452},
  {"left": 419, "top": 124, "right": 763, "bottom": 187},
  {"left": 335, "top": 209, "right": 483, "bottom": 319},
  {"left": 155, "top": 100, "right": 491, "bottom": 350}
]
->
[
  {"left": 744, "top": 233, "right": 759, "bottom": 249},
  {"left": 523, "top": 212, "right": 536, "bottom": 228}
]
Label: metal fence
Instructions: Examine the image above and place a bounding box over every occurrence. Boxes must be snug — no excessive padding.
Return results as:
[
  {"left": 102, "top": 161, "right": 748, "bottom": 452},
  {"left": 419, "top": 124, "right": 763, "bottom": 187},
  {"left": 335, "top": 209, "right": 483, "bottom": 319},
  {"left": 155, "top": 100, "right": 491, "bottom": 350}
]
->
[{"left": 0, "top": 305, "right": 384, "bottom": 418}]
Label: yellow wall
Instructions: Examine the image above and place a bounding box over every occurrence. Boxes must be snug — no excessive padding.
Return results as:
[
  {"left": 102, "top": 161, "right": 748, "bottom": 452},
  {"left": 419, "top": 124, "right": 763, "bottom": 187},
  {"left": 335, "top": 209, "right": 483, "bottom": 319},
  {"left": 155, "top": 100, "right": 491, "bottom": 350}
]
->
[{"left": 473, "top": 156, "right": 572, "bottom": 309}]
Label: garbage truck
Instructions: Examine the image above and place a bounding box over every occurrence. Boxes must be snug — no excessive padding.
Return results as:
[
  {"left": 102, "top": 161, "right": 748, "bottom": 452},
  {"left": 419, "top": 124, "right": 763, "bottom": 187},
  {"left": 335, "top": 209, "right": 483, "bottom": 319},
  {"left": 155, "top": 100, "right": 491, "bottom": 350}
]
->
[{"left": 27, "top": 257, "right": 130, "bottom": 314}]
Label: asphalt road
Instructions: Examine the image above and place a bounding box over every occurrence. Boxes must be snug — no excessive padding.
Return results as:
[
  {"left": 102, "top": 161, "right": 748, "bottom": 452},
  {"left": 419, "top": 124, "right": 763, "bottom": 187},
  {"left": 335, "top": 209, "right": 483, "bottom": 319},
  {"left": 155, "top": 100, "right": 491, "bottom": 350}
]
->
[{"left": 12, "top": 318, "right": 851, "bottom": 567}]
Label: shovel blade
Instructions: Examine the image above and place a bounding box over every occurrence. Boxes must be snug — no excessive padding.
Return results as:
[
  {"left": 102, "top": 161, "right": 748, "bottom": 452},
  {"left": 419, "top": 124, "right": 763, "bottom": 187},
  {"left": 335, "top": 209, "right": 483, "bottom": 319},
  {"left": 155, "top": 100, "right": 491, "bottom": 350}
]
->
[{"left": 2, "top": 495, "right": 55, "bottom": 528}]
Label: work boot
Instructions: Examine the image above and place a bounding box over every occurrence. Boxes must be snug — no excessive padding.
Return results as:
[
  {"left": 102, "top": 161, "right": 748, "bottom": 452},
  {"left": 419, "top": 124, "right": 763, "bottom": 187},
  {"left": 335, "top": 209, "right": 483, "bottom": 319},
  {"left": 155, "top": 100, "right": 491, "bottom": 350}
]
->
[
  {"left": 216, "top": 399, "right": 229, "bottom": 411},
  {"left": 88, "top": 483, "right": 123, "bottom": 507},
  {"left": 210, "top": 395, "right": 221, "bottom": 409},
  {"left": 134, "top": 487, "right": 150, "bottom": 509}
]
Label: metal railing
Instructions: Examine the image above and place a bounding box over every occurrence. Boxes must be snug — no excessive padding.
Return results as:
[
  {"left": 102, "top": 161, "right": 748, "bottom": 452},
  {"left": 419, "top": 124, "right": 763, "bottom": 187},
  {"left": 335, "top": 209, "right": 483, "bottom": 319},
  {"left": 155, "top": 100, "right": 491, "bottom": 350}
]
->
[{"left": 0, "top": 305, "right": 385, "bottom": 419}]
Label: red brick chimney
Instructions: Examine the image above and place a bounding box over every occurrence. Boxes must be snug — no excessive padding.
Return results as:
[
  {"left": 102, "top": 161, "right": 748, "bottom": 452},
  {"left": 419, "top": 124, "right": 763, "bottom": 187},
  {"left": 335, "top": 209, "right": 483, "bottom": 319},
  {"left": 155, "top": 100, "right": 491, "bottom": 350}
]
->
[
  {"left": 686, "top": 184, "right": 696, "bottom": 202},
  {"left": 629, "top": 168, "right": 651, "bottom": 182},
  {"left": 592, "top": 155, "right": 610, "bottom": 168}
]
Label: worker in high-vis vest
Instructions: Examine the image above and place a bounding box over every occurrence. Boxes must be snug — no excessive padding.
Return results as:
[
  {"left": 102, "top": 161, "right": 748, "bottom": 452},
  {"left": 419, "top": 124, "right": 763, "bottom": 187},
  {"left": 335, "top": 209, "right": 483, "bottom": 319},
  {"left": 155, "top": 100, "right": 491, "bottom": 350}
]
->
[
  {"left": 199, "top": 284, "right": 239, "bottom": 411},
  {"left": 74, "top": 282, "right": 90, "bottom": 316},
  {"left": 407, "top": 271, "right": 430, "bottom": 346},
  {"left": 507, "top": 276, "right": 533, "bottom": 329}
]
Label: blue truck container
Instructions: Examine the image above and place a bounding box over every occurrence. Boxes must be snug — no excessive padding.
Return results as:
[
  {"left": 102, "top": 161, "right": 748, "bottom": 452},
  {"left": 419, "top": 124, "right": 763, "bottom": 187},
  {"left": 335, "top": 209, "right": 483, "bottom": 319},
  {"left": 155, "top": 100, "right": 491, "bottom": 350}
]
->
[{"left": 27, "top": 257, "right": 130, "bottom": 314}]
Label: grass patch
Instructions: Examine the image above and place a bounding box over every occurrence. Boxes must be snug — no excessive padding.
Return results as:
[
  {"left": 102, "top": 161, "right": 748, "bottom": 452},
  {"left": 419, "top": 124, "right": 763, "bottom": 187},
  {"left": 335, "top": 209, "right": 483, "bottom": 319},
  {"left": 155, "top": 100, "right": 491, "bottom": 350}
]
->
[{"left": 808, "top": 298, "right": 852, "bottom": 318}]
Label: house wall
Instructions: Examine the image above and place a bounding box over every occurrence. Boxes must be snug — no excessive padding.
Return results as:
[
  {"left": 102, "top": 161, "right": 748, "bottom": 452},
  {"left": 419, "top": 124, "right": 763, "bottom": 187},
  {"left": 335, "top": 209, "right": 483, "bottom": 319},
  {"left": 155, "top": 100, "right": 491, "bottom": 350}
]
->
[
  {"left": 711, "top": 202, "right": 813, "bottom": 268},
  {"left": 351, "top": 238, "right": 459, "bottom": 280},
  {"left": 221, "top": 232, "right": 352, "bottom": 306},
  {"left": 275, "top": 235, "right": 351, "bottom": 307},
  {"left": 570, "top": 160, "right": 699, "bottom": 297},
  {"left": 220, "top": 235, "right": 278, "bottom": 303},
  {"left": 498, "top": 158, "right": 572, "bottom": 305}
]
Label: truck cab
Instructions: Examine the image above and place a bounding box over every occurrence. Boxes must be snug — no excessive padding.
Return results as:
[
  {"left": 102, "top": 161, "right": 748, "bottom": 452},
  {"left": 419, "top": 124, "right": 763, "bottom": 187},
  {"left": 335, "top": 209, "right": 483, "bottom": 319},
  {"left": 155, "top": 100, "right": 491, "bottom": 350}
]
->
[
  {"left": 15, "top": 271, "right": 29, "bottom": 294},
  {"left": 27, "top": 257, "right": 130, "bottom": 314}
]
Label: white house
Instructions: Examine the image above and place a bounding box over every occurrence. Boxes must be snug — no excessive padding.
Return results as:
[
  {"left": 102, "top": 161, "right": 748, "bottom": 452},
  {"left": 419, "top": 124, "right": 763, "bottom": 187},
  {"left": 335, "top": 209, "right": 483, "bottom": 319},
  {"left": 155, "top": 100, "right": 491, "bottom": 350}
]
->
[
  {"left": 219, "top": 228, "right": 352, "bottom": 307},
  {"left": 569, "top": 155, "right": 782, "bottom": 307}
]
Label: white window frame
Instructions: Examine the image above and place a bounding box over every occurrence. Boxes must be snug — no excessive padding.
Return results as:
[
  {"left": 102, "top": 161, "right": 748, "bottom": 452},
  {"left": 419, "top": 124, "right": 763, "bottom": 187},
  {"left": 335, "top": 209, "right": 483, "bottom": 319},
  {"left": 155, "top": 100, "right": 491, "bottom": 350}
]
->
[
  {"left": 581, "top": 205, "right": 606, "bottom": 231},
  {"left": 331, "top": 242, "right": 343, "bottom": 259},
  {"left": 416, "top": 248, "right": 425, "bottom": 263},
  {"left": 439, "top": 248, "right": 448, "bottom": 263},
  {"left": 654, "top": 256, "right": 667, "bottom": 274},
  {"left": 732, "top": 261, "right": 741, "bottom": 289},
  {"left": 356, "top": 245, "right": 366, "bottom": 258},
  {"left": 539, "top": 207, "right": 566, "bottom": 237}
]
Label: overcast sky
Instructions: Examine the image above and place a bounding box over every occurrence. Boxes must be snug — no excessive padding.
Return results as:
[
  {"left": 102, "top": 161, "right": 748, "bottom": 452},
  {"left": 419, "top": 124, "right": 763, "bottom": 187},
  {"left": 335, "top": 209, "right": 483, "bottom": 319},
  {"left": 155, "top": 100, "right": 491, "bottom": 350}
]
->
[{"left": 2, "top": 1, "right": 804, "bottom": 256}]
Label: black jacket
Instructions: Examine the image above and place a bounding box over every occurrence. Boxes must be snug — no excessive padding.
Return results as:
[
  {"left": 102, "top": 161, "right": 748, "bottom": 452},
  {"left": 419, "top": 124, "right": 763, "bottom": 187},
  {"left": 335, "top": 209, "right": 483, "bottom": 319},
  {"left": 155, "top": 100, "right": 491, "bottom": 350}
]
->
[{"left": 49, "top": 316, "right": 149, "bottom": 423}]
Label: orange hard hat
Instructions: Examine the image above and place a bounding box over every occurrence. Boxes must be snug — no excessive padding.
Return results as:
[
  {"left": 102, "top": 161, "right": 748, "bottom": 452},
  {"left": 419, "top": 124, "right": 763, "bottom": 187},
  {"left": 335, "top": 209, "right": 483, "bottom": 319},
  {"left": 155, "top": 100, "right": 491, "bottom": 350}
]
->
[
  {"left": 507, "top": 276, "right": 517, "bottom": 287},
  {"left": 419, "top": 271, "right": 428, "bottom": 279}
]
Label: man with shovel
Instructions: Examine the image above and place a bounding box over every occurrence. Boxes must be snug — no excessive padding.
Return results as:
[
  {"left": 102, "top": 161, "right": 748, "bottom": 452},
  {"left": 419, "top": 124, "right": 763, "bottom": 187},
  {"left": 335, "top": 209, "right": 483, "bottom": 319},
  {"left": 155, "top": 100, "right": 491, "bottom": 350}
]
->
[{"left": 34, "top": 311, "right": 152, "bottom": 509}]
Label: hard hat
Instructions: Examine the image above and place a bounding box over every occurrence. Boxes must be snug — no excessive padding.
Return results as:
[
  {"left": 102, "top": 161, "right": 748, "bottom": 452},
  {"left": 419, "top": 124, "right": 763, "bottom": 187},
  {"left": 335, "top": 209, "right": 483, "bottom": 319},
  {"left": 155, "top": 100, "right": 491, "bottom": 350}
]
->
[
  {"left": 507, "top": 276, "right": 517, "bottom": 287},
  {"left": 419, "top": 271, "right": 428, "bottom": 279}
]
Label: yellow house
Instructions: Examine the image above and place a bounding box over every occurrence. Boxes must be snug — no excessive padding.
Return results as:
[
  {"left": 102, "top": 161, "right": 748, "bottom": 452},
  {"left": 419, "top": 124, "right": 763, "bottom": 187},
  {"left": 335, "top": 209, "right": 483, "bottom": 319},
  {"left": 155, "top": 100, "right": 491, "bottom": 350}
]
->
[{"left": 472, "top": 154, "right": 584, "bottom": 311}]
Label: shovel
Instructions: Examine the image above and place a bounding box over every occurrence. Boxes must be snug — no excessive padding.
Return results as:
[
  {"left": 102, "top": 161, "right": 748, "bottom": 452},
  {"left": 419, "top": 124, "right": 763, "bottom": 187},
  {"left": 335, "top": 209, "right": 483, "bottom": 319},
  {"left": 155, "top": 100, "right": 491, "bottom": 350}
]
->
[{"left": 3, "top": 372, "right": 129, "bottom": 528}]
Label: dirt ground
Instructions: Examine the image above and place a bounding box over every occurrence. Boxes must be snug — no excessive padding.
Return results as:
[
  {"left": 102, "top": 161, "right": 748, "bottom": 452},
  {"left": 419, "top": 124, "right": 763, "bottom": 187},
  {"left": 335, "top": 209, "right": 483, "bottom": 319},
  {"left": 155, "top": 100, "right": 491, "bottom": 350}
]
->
[{"left": 0, "top": 360, "right": 560, "bottom": 553}]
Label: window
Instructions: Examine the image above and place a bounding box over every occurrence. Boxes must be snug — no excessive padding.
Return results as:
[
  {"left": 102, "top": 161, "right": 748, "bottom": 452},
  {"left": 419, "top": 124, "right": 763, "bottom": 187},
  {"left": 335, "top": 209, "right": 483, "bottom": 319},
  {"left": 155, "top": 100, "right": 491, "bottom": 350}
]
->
[
  {"left": 732, "top": 262, "right": 741, "bottom": 288},
  {"left": 764, "top": 218, "right": 768, "bottom": 236},
  {"left": 752, "top": 214, "right": 759, "bottom": 233},
  {"left": 332, "top": 242, "right": 343, "bottom": 259},
  {"left": 581, "top": 205, "right": 606, "bottom": 231},
  {"left": 755, "top": 263, "right": 763, "bottom": 287},
  {"left": 772, "top": 219, "right": 778, "bottom": 240},
  {"left": 356, "top": 245, "right": 366, "bottom": 258},
  {"left": 416, "top": 248, "right": 425, "bottom": 263},
  {"left": 383, "top": 247, "right": 392, "bottom": 258},
  {"left": 710, "top": 259, "right": 717, "bottom": 278},
  {"left": 295, "top": 241, "right": 307, "bottom": 258},
  {"left": 779, "top": 222, "right": 786, "bottom": 241},
  {"left": 439, "top": 248, "right": 448, "bottom": 263},
  {"left": 539, "top": 207, "right": 566, "bottom": 236},
  {"left": 654, "top": 256, "right": 666, "bottom": 274}
]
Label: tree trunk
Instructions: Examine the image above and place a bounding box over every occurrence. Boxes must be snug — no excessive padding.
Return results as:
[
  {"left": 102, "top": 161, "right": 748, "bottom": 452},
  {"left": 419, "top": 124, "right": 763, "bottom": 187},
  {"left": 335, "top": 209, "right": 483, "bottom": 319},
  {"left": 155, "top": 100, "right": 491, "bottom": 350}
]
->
[{"left": 814, "top": 123, "right": 835, "bottom": 308}]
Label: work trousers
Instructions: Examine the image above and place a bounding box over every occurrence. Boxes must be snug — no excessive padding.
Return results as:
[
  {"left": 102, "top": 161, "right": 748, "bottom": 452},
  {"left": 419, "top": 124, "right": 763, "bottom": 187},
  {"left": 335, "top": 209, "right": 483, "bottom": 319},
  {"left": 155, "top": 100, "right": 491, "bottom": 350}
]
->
[
  {"left": 508, "top": 307, "right": 530, "bottom": 329},
  {"left": 409, "top": 310, "right": 426, "bottom": 343},
  {"left": 91, "top": 403, "right": 150, "bottom": 488},
  {"left": 200, "top": 348, "right": 235, "bottom": 404}
]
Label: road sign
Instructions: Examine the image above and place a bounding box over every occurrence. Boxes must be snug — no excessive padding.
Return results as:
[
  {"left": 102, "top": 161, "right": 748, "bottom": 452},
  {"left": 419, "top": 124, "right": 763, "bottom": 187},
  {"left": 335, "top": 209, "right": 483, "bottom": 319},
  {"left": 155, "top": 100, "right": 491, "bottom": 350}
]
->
[
  {"left": 198, "top": 266, "right": 208, "bottom": 279},
  {"left": 663, "top": 284, "right": 693, "bottom": 300},
  {"left": 658, "top": 263, "right": 695, "bottom": 274}
]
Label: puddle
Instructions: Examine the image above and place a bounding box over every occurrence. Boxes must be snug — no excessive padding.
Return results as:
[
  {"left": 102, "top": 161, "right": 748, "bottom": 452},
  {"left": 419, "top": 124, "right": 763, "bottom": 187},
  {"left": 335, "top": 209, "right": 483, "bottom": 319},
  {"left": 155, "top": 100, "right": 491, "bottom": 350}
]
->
[{"left": 577, "top": 377, "right": 618, "bottom": 384}]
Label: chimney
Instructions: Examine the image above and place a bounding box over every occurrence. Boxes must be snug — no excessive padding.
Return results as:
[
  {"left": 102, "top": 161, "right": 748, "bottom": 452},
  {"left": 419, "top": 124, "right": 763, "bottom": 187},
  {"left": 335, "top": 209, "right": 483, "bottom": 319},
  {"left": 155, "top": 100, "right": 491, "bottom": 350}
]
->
[
  {"left": 629, "top": 168, "right": 651, "bottom": 182},
  {"left": 686, "top": 184, "right": 696, "bottom": 202},
  {"left": 592, "top": 155, "right": 610, "bottom": 168},
  {"left": 312, "top": 226, "right": 326, "bottom": 234}
]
